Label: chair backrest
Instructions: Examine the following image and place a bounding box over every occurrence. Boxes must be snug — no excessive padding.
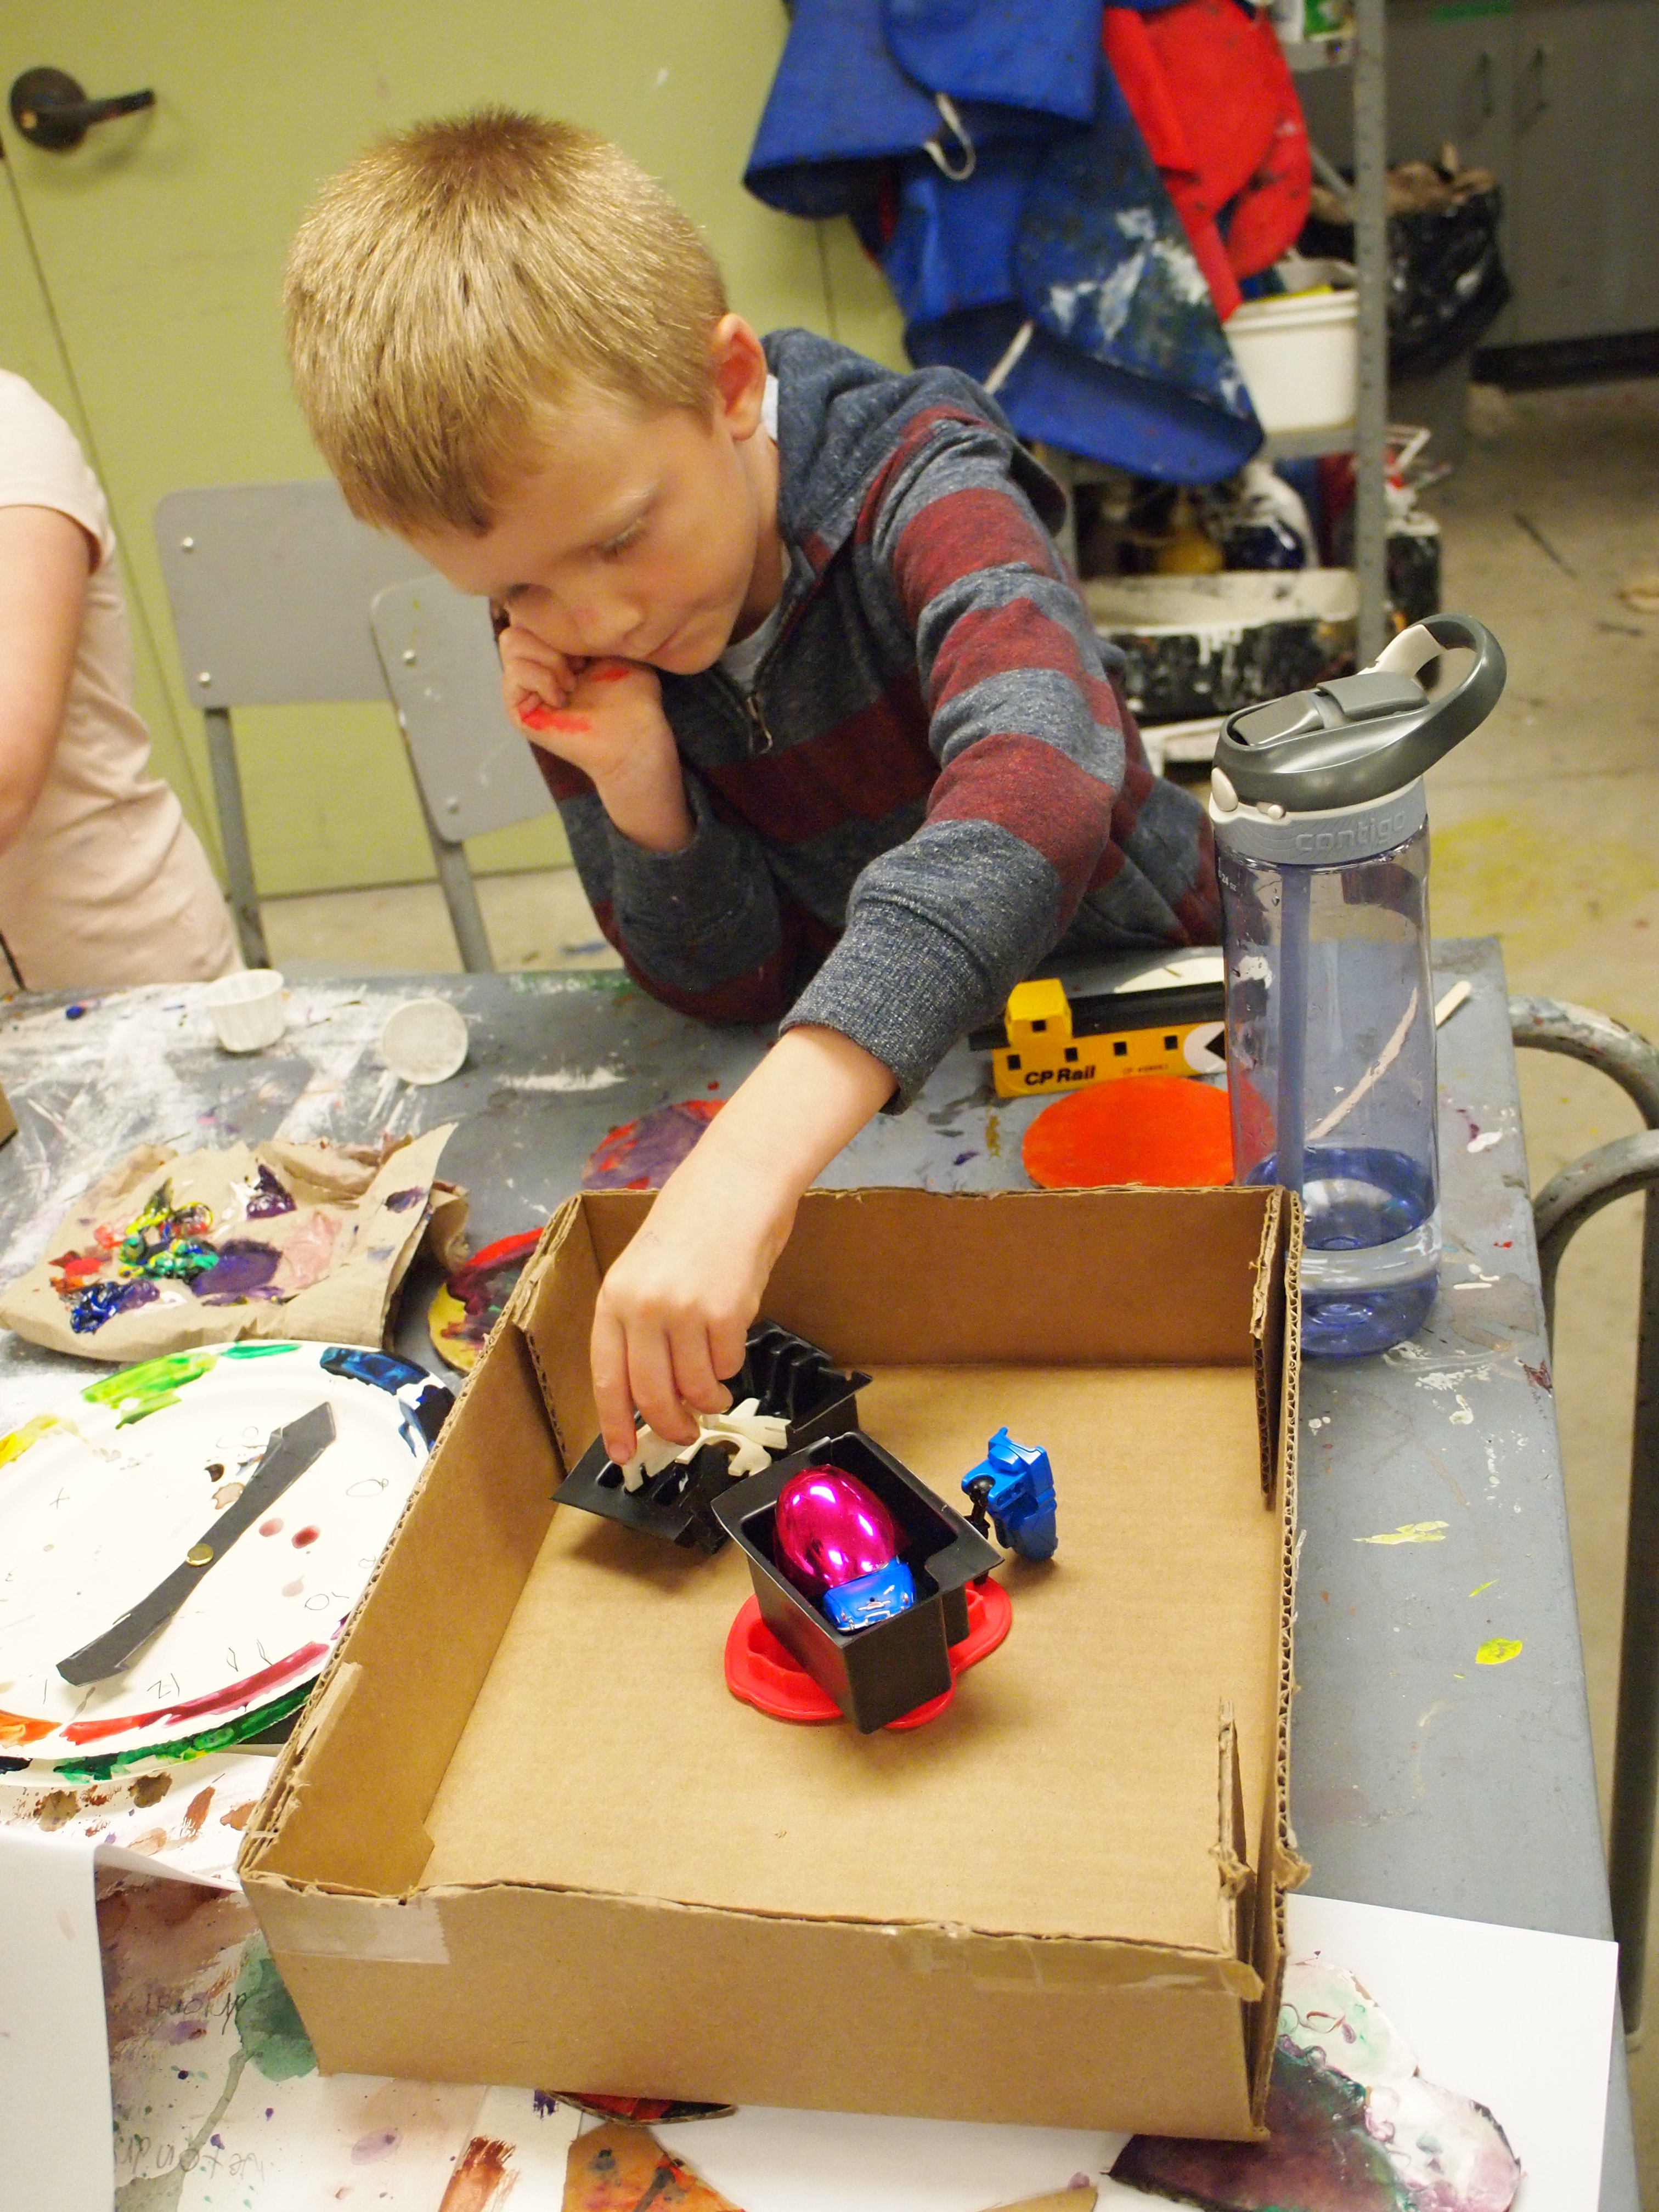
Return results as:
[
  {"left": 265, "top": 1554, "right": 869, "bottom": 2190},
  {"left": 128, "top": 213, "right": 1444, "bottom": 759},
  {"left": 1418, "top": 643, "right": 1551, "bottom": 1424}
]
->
[
  {"left": 370, "top": 574, "right": 554, "bottom": 844},
  {"left": 154, "top": 481, "right": 431, "bottom": 707}
]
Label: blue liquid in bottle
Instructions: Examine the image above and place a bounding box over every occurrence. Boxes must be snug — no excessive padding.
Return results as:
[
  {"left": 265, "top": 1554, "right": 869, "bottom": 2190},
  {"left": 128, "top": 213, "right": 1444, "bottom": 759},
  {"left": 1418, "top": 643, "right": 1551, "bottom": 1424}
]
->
[{"left": 1222, "top": 833, "right": 1442, "bottom": 1359}]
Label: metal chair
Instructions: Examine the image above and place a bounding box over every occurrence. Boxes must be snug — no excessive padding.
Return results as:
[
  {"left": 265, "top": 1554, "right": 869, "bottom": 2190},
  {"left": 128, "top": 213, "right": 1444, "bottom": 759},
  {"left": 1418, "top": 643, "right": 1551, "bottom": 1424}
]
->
[
  {"left": 1511, "top": 995, "right": 1659, "bottom": 2035},
  {"left": 368, "top": 574, "right": 557, "bottom": 974},
  {"left": 154, "top": 483, "right": 548, "bottom": 973}
]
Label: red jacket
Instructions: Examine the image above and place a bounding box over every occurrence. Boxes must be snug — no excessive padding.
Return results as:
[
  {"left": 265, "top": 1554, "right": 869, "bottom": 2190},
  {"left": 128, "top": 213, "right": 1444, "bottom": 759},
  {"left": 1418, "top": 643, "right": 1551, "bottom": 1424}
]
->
[{"left": 1102, "top": 0, "right": 1312, "bottom": 320}]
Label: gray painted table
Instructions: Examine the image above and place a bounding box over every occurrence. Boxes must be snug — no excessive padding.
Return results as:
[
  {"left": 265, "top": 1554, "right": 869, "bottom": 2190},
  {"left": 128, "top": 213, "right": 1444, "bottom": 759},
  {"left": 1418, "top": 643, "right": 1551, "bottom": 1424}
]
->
[{"left": 0, "top": 937, "right": 1634, "bottom": 2208}]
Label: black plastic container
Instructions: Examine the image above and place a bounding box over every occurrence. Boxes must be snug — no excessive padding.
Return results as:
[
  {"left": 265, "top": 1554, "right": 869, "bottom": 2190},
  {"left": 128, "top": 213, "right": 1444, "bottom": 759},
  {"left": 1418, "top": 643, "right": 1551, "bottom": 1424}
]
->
[
  {"left": 713, "top": 1431, "right": 1002, "bottom": 1732},
  {"left": 552, "top": 1322, "right": 870, "bottom": 1553}
]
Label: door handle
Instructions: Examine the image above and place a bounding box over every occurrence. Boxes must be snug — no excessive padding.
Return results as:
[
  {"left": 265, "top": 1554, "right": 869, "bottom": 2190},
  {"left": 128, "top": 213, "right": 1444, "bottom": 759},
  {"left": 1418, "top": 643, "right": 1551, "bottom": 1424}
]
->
[{"left": 9, "top": 67, "right": 154, "bottom": 151}]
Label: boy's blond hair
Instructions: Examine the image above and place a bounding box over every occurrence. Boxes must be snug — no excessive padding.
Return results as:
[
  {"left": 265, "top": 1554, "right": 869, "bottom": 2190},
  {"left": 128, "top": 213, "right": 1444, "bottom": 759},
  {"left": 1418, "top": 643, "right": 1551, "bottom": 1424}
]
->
[{"left": 284, "top": 109, "right": 729, "bottom": 533}]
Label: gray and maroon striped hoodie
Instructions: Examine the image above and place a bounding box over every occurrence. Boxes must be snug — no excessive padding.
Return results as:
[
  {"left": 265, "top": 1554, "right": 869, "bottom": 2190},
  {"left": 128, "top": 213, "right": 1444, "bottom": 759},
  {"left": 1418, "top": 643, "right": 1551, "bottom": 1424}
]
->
[{"left": 534, "top": 328, "right": 1220, "bottom": 1108}]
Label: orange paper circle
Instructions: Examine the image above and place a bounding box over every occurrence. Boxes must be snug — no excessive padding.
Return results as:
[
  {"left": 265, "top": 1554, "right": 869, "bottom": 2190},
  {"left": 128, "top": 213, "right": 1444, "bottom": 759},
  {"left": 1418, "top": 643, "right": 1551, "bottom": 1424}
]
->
[{"left": 1022, "top": 1073, "right": 1234, "bottom": 1189}]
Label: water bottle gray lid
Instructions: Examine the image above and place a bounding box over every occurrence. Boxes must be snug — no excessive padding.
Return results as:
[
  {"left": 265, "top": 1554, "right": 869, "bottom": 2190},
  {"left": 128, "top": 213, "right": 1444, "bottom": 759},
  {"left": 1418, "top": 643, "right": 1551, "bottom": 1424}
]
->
[{"left": 1213, "top": 614, "right": 1506, "bottom": 810}]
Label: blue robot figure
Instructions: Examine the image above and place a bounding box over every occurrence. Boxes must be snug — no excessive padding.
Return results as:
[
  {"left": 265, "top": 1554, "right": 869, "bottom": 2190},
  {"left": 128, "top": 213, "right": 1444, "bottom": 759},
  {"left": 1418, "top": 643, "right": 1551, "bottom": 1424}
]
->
[{"left": 961, "top": 1428, "right": 1057, "bottom": 1561}]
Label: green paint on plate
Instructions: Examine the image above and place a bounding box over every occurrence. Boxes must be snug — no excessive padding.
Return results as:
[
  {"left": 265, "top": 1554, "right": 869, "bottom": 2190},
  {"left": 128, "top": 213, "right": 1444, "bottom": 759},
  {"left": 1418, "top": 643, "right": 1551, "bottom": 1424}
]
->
[
  {"left": 52, "top": 1680, "right": 312, "bottom": 1782},
  {"left": 83, "top": 1350, "right": 219, "bottom": 1426},
  {"left": 223, "top": 1341, "right": 299, "bottom": 1359}
]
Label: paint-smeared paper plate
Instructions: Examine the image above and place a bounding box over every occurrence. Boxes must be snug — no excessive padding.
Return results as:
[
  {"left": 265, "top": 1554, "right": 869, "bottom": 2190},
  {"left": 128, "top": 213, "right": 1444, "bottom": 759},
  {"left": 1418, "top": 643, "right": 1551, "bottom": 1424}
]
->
[{"left": 0, "top": 1341, "right": 449, "bottom": 1764}]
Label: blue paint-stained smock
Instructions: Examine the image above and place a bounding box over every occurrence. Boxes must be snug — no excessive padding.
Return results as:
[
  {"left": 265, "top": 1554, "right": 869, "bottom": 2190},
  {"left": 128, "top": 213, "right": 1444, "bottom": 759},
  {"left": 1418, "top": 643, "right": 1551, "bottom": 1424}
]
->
[{"left": 744, "top": 0, "right": 1260, "bottom": 484}]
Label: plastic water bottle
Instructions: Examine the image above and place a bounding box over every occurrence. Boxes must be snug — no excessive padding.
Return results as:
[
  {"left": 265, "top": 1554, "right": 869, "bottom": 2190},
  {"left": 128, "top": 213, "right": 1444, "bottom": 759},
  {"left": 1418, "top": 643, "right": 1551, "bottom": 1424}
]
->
[{"left": 1209, "top": 616, "right": 1506, "bottom": 1357}]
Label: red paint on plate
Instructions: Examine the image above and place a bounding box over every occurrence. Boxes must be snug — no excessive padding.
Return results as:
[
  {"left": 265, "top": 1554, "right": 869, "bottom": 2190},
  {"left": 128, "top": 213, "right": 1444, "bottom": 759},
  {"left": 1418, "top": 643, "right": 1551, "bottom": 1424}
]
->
[
  {"left": 1022, "top": 1073, "right": 1233, "bottom": 1190},
  {"left": 61, "top": 1641, "right": 329, "bottom": 1744}
]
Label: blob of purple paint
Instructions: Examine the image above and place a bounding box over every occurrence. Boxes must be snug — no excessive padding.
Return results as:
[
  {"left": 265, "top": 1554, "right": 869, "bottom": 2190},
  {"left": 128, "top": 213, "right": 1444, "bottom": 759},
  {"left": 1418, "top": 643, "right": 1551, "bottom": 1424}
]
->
[
  {"left": 383, "top": 1186, "right": 423, "bottom": 1212},
  {"left": 190, "top": 1238, "right": 280, "bottom": 1302},
  {"left": 774, "top": 1468, "right": 903, "bottom": 1601},
  {"left": 582, "top": 1099, "right": 721, "bottom": 1192},
  {"left": 245, "top": 1163, "right": 296, "bottom": 1220}
]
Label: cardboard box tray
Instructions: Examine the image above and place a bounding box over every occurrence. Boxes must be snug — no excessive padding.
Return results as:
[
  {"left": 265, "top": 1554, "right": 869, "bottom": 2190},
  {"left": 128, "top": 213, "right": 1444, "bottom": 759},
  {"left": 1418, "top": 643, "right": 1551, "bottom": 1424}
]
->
[{"left": 242, "top": 1186, "right": 1302, "bottom": 2140}]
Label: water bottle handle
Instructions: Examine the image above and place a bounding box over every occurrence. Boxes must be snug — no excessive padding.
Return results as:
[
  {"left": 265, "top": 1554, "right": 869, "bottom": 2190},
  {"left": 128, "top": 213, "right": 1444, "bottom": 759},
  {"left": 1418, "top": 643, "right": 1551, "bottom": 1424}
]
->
[{"left": 1372, "top": 614, "right": 1508, "bottom": 771}]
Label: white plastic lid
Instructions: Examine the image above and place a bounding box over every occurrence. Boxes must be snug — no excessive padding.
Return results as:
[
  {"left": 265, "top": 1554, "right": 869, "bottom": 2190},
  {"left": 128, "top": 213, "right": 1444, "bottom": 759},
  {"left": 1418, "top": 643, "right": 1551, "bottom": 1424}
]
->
[{"left": 380, "top": 997, "right": 469, "bottom": 1085}]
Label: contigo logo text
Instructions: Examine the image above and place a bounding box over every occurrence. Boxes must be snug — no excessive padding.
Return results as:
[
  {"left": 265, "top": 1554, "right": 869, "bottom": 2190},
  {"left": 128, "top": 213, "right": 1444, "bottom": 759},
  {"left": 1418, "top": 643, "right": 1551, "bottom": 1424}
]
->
[{"left": 1292, "top": 805, "right": 1412, "bottom": 857}]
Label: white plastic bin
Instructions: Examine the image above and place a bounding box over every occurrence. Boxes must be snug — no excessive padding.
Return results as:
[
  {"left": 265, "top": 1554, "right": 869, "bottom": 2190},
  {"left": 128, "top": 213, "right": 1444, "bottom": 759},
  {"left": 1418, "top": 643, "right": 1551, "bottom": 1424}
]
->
[{"left": 1226, "top": 289, "right": 1357, "bottom": 433}]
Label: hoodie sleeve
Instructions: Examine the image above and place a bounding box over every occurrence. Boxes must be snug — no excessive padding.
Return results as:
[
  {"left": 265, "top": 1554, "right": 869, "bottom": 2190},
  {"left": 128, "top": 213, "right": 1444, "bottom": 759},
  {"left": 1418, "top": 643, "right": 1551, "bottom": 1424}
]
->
[{"left": 780, "top": 410, "right": 1217, "bottom": 1106}]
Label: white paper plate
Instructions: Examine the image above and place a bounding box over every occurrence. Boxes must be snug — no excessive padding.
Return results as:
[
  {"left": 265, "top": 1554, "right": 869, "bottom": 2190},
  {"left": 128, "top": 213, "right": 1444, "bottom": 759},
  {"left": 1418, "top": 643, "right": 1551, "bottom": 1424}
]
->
[{"left": 0, "top": 1341, "right": 446, "bottom": 1764}]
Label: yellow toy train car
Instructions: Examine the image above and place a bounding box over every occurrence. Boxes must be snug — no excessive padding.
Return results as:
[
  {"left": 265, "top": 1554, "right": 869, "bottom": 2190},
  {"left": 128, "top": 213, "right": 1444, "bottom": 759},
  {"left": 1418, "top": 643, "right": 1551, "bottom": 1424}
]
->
[{"left": 971, "top": 974, "right": 1227, "bottom": 1100}]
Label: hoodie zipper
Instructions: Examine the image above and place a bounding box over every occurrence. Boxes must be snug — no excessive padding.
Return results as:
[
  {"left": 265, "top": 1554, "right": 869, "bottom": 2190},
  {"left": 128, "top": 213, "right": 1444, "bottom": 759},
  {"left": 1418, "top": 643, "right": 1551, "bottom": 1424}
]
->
[{"left": 744, "top": 687, "right": 775, "bottom": 755}]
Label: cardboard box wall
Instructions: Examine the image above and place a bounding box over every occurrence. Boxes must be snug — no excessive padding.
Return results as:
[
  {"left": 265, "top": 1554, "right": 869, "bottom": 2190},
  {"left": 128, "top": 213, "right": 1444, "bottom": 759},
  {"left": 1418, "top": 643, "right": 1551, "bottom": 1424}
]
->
[{"left": 241, "top": 1185, "right": 1302, "bottom": 2140}]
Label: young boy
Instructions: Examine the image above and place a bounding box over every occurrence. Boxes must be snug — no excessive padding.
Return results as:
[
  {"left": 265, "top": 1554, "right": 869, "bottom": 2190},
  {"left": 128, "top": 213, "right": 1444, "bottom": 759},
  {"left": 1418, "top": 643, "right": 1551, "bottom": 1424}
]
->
[{"left": 284, "top": 109, "right": 1218, "bottom": 1468}]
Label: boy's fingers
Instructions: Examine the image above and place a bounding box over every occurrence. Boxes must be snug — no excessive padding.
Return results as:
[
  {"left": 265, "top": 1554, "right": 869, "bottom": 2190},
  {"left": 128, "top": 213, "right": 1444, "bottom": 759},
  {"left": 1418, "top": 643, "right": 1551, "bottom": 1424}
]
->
[
  {"left": 667, "top": 1318, "right": 732, "bottom": 1420},
  {"left": 590, "top": 1308, "right": 640, "bottom": 1466},
  {"left": 707, "top": 1312, "right": 751, "bottom": 1390},
  {"left": 624, "top": 1324, "right": 701, "bottom": 1449}
]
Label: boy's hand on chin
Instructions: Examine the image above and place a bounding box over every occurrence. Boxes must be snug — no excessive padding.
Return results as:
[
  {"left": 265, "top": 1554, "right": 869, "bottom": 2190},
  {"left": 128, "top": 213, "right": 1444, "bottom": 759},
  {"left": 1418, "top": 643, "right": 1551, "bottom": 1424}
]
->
[{"left": 499, "top": 628, "right": 692, "bottom": 853}]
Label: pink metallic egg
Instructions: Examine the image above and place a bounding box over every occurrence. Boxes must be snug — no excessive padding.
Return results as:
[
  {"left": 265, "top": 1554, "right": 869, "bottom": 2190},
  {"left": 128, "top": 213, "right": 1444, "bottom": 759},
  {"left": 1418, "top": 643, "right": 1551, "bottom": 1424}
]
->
[{"left": 774, "top": 1468, "right": 902, "bottom": 1599}]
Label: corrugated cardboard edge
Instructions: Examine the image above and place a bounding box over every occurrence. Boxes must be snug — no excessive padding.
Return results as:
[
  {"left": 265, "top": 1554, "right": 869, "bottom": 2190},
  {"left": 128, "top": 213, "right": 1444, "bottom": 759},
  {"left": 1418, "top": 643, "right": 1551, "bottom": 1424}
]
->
[
  {"left": 1245, "top": 1188, "right": 1308, "bottom": 2124},
  {"left": 235, "top": 1200, "right": 575, "bottom": 1887},
  {"left": 246, "top": 1869, "right": 1265, "bottom": 1994},
  {"left": 0, "top": 1081, "right": 16, "bottom": 1148}
]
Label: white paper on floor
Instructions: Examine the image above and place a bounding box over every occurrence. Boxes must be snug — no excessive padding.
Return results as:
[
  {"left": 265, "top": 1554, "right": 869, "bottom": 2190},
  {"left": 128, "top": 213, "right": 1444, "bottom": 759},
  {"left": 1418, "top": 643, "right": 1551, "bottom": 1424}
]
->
[{"left": 0, "top": 1824, "right": 117, "bottom": 2212}]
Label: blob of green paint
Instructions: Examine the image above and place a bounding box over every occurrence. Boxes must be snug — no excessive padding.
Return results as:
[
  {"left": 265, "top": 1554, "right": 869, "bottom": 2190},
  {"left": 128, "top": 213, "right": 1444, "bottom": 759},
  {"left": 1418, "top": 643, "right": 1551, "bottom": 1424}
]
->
[
  {"left": 223, "top": 1341, "right": 299, "bottom": 1359},
  {"left": 83, "top": 1350, "right": 219, "bottom": 1426},
  {"left": 233, "top": 1942, "right": 316, "bottom": 2082}
]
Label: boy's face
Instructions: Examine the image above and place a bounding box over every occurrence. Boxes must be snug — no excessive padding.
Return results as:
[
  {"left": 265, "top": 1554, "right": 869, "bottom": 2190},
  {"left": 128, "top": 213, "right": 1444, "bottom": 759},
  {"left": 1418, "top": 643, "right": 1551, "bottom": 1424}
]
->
[{"left": 406, "top": 316, "right": 780, "bottom": 675}]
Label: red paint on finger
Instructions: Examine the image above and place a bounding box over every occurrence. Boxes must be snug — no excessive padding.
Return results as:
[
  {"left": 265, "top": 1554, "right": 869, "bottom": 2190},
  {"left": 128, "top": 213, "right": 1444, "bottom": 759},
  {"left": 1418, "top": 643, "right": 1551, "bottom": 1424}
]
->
[{"left": 520, "top": 699, "right": 584, "bottom": 734}]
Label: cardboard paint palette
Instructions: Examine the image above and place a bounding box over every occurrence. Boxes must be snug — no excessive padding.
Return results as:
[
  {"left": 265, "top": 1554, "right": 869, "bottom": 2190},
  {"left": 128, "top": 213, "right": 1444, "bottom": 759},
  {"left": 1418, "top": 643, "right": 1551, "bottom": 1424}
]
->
[{"left": 0, "top": 1341, "right": 448, "bottom": 1764}]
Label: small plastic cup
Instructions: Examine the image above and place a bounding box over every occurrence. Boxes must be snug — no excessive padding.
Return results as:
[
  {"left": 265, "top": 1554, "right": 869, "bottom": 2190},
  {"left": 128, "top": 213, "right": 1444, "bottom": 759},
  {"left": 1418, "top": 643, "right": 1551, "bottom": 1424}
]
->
[
  {"left": 380, "top": 997, "right": 469, "bottom": 1085},
  {"left": 200, "top": 968, "right": 286, "bottom": 1052}
]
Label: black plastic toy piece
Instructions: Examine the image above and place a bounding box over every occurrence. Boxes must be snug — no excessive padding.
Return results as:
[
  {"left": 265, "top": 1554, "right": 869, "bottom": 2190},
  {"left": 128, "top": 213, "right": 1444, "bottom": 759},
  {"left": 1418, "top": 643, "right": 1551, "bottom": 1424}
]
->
[
  {"left": 713, "top": 1431, "right": 1002, "bottom": 1732},
  {"left": 552, "top": 1321, "right": 871, "bottom": 1554}
]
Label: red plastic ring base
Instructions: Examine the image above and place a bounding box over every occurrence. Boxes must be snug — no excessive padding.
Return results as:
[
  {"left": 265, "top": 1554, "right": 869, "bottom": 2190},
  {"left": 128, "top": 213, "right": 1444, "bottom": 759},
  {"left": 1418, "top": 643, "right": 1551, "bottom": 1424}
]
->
[{"left": 724, "top": 1576, "right": 1013, "bottom": 1731}]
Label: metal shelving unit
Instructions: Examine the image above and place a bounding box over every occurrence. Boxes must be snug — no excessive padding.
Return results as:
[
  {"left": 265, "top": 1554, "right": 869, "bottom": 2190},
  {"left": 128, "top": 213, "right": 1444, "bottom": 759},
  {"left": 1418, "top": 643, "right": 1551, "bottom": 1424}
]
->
[{"left": 1051, "top": 1, "right": 1392, "bottom": 762}]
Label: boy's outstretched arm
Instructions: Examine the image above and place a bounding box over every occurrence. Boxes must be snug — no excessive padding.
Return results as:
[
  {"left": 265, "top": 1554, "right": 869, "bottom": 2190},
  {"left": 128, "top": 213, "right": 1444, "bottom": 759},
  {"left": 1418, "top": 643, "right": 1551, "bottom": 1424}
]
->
[{"left": 589, "top": 1025, "right": 895, "bottom": 1464}]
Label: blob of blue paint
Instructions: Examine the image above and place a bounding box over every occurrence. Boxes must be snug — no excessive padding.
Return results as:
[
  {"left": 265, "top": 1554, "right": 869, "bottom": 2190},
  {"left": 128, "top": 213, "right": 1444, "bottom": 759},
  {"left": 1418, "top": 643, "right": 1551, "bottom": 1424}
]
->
[
  {"left": 70, "top": 1278, "right": 160, "bottom": 1334},
  {"left": 65, "top": 1002, "right": 87, "bottom": 1020},
  {"left": 320, "top": 1345, "right": 453, "bottom": 1447}
]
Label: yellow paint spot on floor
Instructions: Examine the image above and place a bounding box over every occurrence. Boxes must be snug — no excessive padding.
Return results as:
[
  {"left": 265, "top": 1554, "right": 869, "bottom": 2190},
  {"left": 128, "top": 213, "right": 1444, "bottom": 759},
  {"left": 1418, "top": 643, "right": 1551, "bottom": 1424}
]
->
[
  {"left": 1433, "top": 814, "right": 1659, "bottom": 966},
  {"left": 1476, "top": 1637, "right": 1523, "bottom": 1665},
  {"left": 1356, "top": 1521, "right": 1449, "bottom": 1545},
  {"left": 1469, "top": 1579, "right": 1496, "bottom": 1596}
]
